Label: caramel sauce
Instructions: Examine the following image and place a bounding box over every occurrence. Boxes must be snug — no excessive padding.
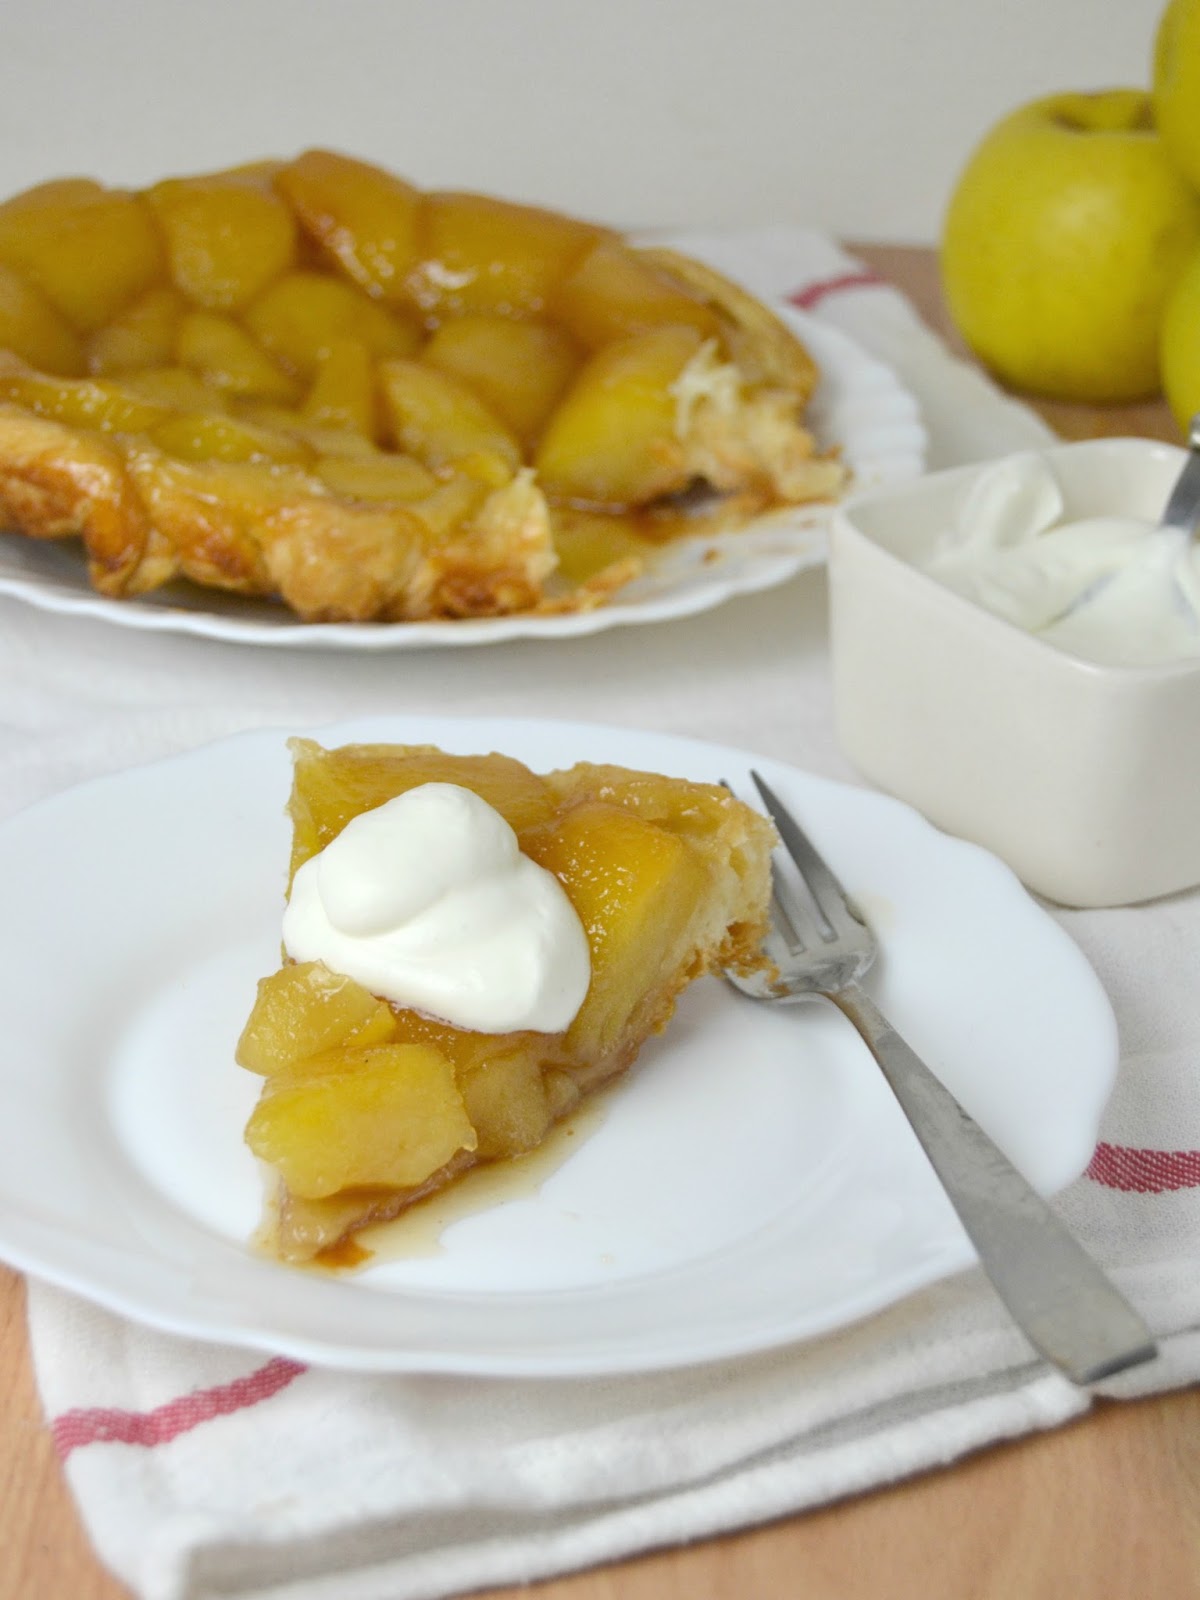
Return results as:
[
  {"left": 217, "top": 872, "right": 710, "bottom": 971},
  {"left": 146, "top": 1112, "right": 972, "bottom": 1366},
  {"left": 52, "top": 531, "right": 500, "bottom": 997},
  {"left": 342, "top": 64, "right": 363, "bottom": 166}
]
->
[
  {"left": 323, "top": 1090, "right": 611, "bottom": 1270},
  {"left": 315, "top": 1235, "right": 372, "bottom": 1270}
]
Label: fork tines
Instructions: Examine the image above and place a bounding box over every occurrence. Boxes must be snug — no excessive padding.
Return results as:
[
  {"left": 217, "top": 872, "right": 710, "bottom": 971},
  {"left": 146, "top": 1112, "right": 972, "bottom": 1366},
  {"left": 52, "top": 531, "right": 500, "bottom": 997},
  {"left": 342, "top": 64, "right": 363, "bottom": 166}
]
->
[{"left": 729, "top": 770, "right": 868, "bottom": 952}]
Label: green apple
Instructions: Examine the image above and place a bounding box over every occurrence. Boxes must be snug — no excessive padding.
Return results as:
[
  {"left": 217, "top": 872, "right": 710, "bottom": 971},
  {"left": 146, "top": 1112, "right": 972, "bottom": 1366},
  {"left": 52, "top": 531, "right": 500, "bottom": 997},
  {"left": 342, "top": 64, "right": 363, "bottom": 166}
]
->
[
  {"left": 1161, "top": 243, "right": 1200, "bottom": 428},
  {"left": 1154, "top": 0, "right": 1200, "bottom": 192},
  {"left": 941, "top": 89, "right": 1200, "bottom": 402}
]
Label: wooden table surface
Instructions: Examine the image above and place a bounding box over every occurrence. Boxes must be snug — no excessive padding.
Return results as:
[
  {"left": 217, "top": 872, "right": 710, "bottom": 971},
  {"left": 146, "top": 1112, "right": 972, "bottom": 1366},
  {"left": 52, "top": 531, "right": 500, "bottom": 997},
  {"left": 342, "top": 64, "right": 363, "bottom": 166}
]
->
[{"left": 2, "top": 245, "right": 1197, "bottom": 1600}]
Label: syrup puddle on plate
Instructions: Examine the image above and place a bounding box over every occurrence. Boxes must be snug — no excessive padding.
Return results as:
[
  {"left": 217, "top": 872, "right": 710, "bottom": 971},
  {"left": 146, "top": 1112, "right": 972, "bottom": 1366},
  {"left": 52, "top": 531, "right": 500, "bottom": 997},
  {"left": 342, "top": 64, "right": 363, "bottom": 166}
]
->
[{"left": 319, "top": 1089, "right": 612, "bottom": 1271}]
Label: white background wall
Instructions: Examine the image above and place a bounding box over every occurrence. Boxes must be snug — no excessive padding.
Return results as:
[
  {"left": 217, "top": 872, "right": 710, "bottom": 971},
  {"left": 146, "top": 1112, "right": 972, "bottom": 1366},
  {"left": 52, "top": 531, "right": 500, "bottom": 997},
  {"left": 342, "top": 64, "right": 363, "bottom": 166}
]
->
[{"left": 0, "top": 0, "right": 1168, "bottom": 242}]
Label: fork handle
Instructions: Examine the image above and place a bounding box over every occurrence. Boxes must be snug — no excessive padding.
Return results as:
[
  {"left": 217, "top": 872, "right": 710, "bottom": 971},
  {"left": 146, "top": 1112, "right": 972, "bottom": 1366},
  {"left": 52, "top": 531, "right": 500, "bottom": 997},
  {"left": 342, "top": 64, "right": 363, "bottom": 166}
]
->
[{"left": 829, "top": 980, "right": 1157, "bottom": 1386}]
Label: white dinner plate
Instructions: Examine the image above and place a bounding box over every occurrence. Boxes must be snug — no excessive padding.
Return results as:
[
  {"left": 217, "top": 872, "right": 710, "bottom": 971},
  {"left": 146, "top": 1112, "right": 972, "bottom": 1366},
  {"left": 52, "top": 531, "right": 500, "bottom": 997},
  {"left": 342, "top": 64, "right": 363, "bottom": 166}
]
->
[
  {"left": 0, "top": 312, "right": 925, "bottom": 649},
  {"left": 0, "top": 715, "right": 1116, "bottom": 1374}
]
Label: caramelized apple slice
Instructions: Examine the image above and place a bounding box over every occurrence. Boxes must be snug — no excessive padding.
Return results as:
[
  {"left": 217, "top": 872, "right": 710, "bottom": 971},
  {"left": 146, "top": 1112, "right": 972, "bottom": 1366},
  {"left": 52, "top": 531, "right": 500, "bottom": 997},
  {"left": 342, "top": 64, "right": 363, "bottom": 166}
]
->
[
  {"left": 378, "top": 357, "right": 521, "bottom": 475},
  {"left": 410, "top": 191, "right": 604, "bottom": 318},
  {"left": 87, "top": 286, "right": 186, "bottom": 375},
  {"left": 458, "top": 1044, "right": 553, "bottom": 1158},
  {"left": 525, "top": 799, "right": 710, "bottom": 1060},
  {"left": 232, "top": 401, "right": 377, "bottom": 456},
  {"left": 286, "top": 739, "right": 558, "bottom": 877},
  {"left": 0, "top": 178, "right": 163, "bottom": 331},
  {"left": 237, "top": 961, "right": 398, "bottom": 1075},
  {"left": 315, "top": 453, "right": 438, "bottom": 503},
  {"left": 553, "top": 240, "right": 722, "bottom": 350},
  {"left": 176, "top": 311, "right": 300, "bottom": 402},
  {"left": 146, "top": 171, "right": 296, "bottom": 310},
  {"left": 276, "top": 150, "right": 422, "bottom": 302},
  {"left": 0, "top": 266, "right": 85, "bottom": 375},
  {"left": 422, "top": 316, "right": 580, "bottom": 447},
  {"left": 0, "top": 361, "right": 172, "bottom": 433},
  {"left": 550, "top": 508, "right": 650, "bottom": 587},
  {"left": 535, "top": 324, "right": 705, "bottom": 505},
  {"left": 407, "top": 472, "right": 489, "bottom": 536},
  {"left": 301, "top": 338, "right": 378, "bottom": 438},
  {"left": 245, "top": 1042, "right": 476, "bottom": 1197},
  {"left": 150, "top": 411, "right": 312, "bottom": 466},
  {"left": 244, "top": 269, "right": 420, "bottom": 377},
  {"left": 118, "top": 365, "right": 229, "bottom": 412}
]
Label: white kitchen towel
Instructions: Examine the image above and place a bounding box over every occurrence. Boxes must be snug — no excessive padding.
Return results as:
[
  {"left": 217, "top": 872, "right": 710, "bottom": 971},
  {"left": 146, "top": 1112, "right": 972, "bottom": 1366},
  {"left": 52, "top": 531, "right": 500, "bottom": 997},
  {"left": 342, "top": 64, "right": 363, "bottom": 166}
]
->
[{"left": 16, "top": 230, "right": 1197, "bottom": 1600}]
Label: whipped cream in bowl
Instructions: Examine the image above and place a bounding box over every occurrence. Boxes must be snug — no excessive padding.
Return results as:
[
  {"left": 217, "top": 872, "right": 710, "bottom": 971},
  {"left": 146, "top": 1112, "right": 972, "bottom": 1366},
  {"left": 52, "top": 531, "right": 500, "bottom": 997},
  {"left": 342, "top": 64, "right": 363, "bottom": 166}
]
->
[
  {"left": 283, "top": 782, "right": 592, "bottom": 1034},
  {"left": 828, "top": 435, "right": 1200, "bottom": 907},
  {"left": 921, "top": 453, "right": 1200, "bottom": 667}
]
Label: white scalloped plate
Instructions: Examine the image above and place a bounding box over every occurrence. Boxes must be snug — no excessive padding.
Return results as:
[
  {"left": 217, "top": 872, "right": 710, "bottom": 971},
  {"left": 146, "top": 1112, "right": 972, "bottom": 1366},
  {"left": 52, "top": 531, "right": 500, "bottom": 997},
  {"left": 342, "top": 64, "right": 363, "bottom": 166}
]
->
[
  {"left": 0, "top": 715, "right": 1117, "bottom": 1374},
  {"left": 0, "top": 311, "right": 925, "bottom": 648}
]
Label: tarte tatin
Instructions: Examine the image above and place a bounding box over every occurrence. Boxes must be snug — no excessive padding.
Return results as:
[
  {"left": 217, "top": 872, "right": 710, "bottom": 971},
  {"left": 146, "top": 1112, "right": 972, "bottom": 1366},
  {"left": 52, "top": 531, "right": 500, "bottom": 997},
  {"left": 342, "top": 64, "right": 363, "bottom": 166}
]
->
[
  {"left": 0, "top": 153, "right": 845, "bottom": 621},
  {"left": 237, "top": 740, "right": 775, "bottom": 1263}
]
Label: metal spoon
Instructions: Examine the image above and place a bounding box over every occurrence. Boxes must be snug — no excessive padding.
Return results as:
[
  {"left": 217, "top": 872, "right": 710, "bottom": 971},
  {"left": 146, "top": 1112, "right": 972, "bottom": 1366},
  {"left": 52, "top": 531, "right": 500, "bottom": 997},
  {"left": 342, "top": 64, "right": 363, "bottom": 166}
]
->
[{"left": 1160, "top": 413, "right": 1200, "bottom": 536}]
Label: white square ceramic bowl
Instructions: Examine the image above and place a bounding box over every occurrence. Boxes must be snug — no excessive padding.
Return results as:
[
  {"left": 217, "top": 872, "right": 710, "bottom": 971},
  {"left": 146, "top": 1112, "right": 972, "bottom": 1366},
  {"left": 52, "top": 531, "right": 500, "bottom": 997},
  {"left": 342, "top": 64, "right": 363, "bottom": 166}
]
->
[{"left": 828, "top": 436, "right": 1200, "bottom": 909}]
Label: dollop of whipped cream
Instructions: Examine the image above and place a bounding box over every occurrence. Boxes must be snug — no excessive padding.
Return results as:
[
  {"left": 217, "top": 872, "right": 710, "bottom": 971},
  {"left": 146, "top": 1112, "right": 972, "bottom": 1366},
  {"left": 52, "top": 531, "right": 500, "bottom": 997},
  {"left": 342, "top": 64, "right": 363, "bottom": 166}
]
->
[
  {"left": 282, "top": 783, "right": 591, "bottom": 1034},
  {"left": 922, "top": 454, "right": 1200, "bottom": 667}
]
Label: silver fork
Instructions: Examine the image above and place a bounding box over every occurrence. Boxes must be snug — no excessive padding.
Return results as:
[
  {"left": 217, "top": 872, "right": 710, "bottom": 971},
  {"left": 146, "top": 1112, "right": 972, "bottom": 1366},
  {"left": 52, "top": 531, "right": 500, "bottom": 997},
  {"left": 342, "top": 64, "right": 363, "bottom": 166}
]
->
[{"left": 725, "top": 770, "right": 1157, "bottom": 1386}]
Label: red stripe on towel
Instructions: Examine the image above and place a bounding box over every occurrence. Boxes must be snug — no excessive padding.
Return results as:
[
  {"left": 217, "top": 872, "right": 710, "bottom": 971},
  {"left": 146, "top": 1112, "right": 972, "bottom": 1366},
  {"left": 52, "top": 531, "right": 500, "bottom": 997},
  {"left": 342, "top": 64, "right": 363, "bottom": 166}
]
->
[
  {"left": 787, "top": 270, "right": 888, "bottom": 311},
  {"left": 52, "top": 1355, "right": 307, "bottom": 1459},
  {"left": 1086, "top": 1142, "right": 1200, "bottom": 1194}
]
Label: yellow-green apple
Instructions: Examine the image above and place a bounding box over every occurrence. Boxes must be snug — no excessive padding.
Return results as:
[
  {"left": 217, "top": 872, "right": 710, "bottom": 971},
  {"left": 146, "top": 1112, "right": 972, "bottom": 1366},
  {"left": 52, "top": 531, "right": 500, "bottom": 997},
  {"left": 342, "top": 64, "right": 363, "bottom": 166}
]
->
[
  {"left": 941, "top": 89, "right": 1200, "bottom": 402},
  {"left": 1154, "top": 0, "right": 1200, "bottom": 191},
  {"left": 1161, "top": 243, "right": 1200, "bottom": 428}
]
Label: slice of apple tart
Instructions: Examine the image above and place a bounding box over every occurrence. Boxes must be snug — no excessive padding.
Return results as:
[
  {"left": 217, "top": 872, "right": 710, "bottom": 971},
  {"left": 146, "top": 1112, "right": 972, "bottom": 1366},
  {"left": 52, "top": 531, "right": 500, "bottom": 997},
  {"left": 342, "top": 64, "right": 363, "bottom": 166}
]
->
[
  {"left": 236, "top": 740, "right": 775, "bottom": 1263},
  {"left": 0, "top": 153, "right": 845, "bottom": 621}
]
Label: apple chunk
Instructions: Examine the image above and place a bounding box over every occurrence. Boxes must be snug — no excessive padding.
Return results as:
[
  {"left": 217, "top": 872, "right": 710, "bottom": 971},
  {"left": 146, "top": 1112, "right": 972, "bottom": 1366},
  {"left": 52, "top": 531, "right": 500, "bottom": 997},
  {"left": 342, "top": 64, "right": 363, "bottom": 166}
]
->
[
  {"left": 237, "top": 960, "right": 398, "bottom": 1075},
  {"left": 535, "top": 324, "right": 704, "bottom": 505},
  {"left": 421, "top": 316, "right": 580, "bottom": 448},
  {"left": 0, "top": 179, "right": 163, "bottom": 332},
  {"left": 147, "top": 171, "right": 297, "bottom": 312},
  {"left": 245, "top": 1042, "right": 476, "bottom": 1197},
  {"left": 0, "top": 265, "right": 84, "bottom": 375},
  {"left": 378, "top": 358, "right": 521, "bottom": 475}
]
